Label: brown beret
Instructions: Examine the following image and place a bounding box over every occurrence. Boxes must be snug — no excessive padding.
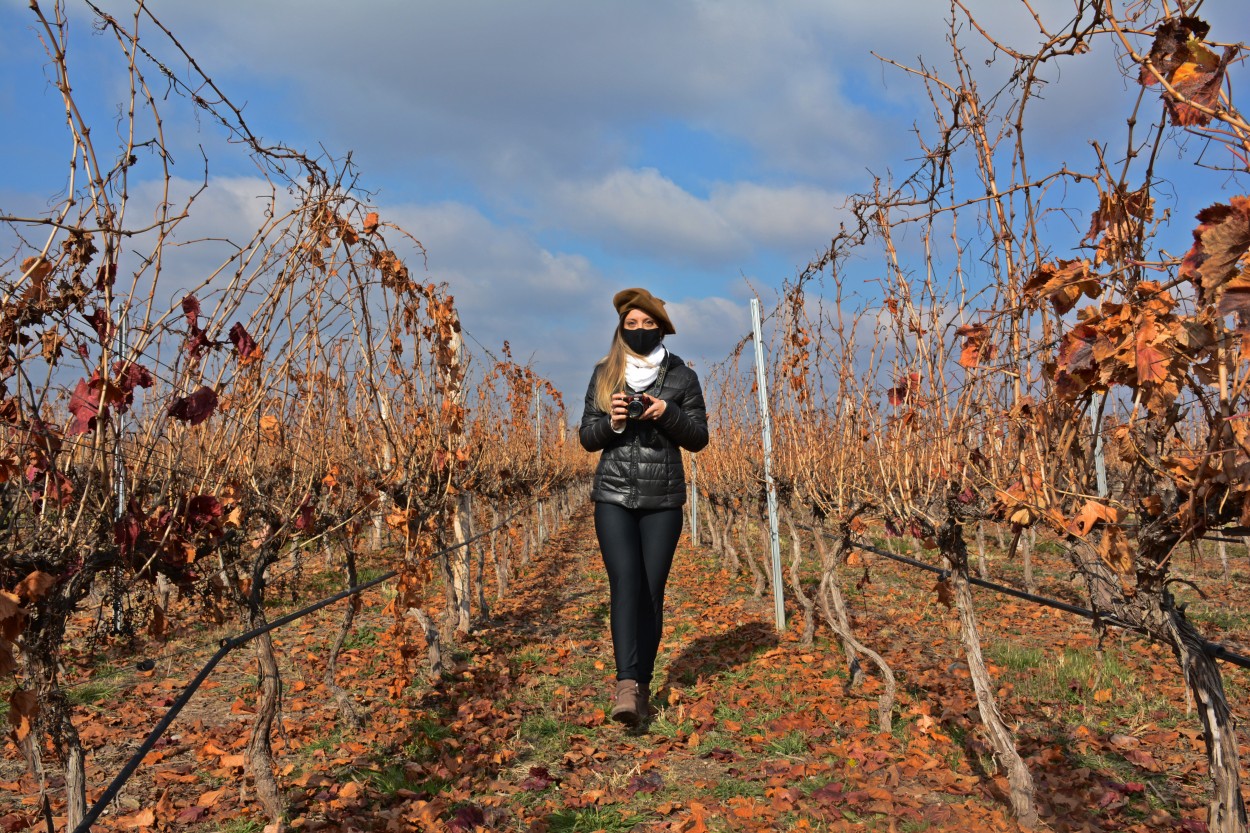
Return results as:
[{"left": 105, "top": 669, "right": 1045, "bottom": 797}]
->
[{"left": 613, "top": 287, "right": 676, "bottom": 335}]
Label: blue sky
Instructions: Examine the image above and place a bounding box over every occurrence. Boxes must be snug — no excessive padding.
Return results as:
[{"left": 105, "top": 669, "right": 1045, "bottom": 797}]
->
[{"left": 3, "top": 0, "right": 1246, "bottom": 405}]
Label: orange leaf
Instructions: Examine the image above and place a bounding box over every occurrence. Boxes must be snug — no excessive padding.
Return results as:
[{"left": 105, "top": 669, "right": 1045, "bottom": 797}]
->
[
  {"left": 15, "top": 572, "right": 55, "bottom": 602},
  {"left": 118, "top": 808, "right": 155, "bottom": 829},
  {"left": 7, "top": 689, "right": 38, "bottom": 743},
  {"left": 1067, "top": 500, "right": 1124, "bottom": 537},
  {"left": 1099, "top": 526, "right": 1135, "bottom": 586}
]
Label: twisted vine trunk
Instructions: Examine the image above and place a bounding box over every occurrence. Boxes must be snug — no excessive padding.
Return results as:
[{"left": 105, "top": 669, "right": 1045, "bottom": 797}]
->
[
  {"left": 323, "top": 545, "right": 363, "bottom": 730},
  {"left": 781, "top": 510, "right": 816, "bottom": 646},
  {"left": 974, "top": 522, "right": 989, "bottom": 580},
  {"left": 490, "top": 504, "right": 508, "bottom": 599},
  {"left": 409, "top": 606, "right": 444, "bottom": 679},
  {"left": 1070, "top": 531, "right": 1247, "bottom": 833},
  {"left": 735, "top": 509, "right": 768, "bottom": 597},
  {"left": 238, "top": 551, "right": 284, "bottom": 827},
  {"left": 469, "top": 496, "right": 490, "bottom": 620},
  {"left": 811, "top": 530, "right": 864, "bottom": 688},
  {"left": 21, "top": 569, "right": 95, "bottom": 831},
  {"left": 939, "top": 516, "right": 1038, "bottom": 829},
  {"left": 449, "top": 496, "right": 472, "bottom": 633},
  {"left": 1168, "top": 611, "right": 1248, "bottom": 833},
  {"left": 813, "top": 519, "right": 894, "bottom": 730}
]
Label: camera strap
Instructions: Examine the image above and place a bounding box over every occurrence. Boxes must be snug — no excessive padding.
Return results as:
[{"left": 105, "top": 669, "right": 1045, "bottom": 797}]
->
[{"left": 626, "top": 353, "right": 670, "bottom": 395}]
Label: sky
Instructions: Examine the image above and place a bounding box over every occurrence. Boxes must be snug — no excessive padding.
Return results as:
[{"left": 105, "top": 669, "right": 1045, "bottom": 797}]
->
[{"left": 2, "top": 0, "right": 1246, "bottom": 408}]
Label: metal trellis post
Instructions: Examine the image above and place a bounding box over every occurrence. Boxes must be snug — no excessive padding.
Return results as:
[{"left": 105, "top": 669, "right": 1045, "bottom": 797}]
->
[
  {"left": 689, "top": 455, "right": 699, "bottom": 544},
  {"left": 751, "top": 298, "right": 785, "bottom": 633}
]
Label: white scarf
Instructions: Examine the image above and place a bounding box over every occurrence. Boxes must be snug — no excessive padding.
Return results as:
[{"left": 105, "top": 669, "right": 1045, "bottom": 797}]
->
[{"left": 625, "top": 345, "right": 666, "bottom": 391}]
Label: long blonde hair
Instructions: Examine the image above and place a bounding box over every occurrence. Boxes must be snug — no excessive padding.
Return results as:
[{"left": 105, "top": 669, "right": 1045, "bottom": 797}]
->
[{"left": 594, "top": 329, "right": 630, "bottom": 412}]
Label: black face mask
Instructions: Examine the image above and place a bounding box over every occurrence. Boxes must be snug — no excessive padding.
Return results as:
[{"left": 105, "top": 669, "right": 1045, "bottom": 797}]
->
[{"left": 621, "top": 326, "right": 664, "bottom": 355}]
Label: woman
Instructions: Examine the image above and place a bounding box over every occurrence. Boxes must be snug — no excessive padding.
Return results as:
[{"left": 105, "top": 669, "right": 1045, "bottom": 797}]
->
[{"left": 579, "top": 288, "right": 709, "bottom": 727}]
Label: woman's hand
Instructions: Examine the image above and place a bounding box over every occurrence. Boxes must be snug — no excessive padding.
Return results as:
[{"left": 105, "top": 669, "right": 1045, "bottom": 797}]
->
[
  {"left": 639, "top": 394, "right": 668, "bottom": 421},
  {"left": 609, "top": 392, "right": 630, "bottom": 431}
]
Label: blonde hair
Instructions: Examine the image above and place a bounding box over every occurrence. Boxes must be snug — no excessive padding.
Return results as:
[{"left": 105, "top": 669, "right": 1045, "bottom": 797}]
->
[{"left": 594, "top": 329, "right": 630, "bottom": 412}]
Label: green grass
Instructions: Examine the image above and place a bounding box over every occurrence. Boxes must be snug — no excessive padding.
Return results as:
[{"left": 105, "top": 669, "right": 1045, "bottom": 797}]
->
[
  {"left": 514, "top": 646, "right": 546, "bottom": 667},
  {"left": 519, "top": 714, "right": 566, "bottom": 741},
  {"left": 646, "top": 712, "right": 694, "bottom": 740},
  {"left": 403, "top": 715, "right": 453, "bottom": 762},
  {"left": 712, "top": 778, "right": 766, "bottom": 800},
  {"left": 67, "top": 678, "right": 123, "bottom": 708},
  {"left": 988, "top": 643, "right": 1045, "bottom": 673},
  {"left": 765, "top": 730, "right": 812, "bottom": 757},
  {"left": 984, "top": 644, "right": 1182, "bottom": 729},
  {"left": 363, "top": 764, "right": 450, "bottom": 797},
  {"left": 341, "top": 623, "right": 383, "bottom": 651},
  {"left": 357, "top": 566, "right": 389, "bottom": 584},
  {"left": 216, "top": 819, "right": 264, "bottom": 833},
  {"left": 1186, "top": 604, "right": 1250, "bottom": 632},
  {"left": 302, "top": 728, "right": 345, "bottom": 754},
  {"left": 545, "top": 807, "right": 645, "bottom": 833}
]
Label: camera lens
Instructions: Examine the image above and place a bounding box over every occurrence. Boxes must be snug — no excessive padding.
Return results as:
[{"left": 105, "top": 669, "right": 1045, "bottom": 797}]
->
[{"left": 626, "top": 396, "right": 646, "bottom": 419}]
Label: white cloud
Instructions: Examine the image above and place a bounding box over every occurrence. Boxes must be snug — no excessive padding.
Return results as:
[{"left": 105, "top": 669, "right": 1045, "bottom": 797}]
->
[
  {"left": 547, "top": 168, "right": 739, "bottom": 262},
  {"left": 711, "top": 183, "right": 848, "bottom": 251},
  {"left": 542, "top": 169, "right": 847, "bottom": 266}
]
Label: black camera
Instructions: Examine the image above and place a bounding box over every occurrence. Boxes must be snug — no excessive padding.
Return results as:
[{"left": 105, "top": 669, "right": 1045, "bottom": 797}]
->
[{"left": 625, "top": 393, "right": 647, "bottom": 420}]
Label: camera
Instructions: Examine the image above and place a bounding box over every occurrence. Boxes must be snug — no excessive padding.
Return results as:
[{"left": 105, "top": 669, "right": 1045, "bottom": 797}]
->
[{"left": 625, "top": 393, "right": 647, "bottom": 420}]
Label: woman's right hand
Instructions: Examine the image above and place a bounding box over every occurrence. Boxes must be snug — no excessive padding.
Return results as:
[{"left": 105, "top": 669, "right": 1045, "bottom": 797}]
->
[{"left": 609, "top": 392, "right": 630, "bottom": 431}]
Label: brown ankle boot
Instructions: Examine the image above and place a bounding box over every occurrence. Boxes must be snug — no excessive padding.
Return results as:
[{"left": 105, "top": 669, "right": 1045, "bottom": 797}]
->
[
  {"left": 638, "top": 682, "right": 655, "bottom": 718},
  {"left": 611, "top": 679, "right": 641, "bottom": 726}
]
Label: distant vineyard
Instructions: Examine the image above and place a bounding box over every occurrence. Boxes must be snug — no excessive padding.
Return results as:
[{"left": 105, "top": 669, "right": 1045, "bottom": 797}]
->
[
  {"left": 1, "top": 3, "right": 589, "bottom": 830},
  {"left": 694, "top": 3, "right": 1250, "bottom": 831}
]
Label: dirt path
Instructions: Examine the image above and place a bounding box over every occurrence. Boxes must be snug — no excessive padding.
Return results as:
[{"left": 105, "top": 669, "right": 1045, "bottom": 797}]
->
[{"left": 321, "top": 502, "right": 1034, "bottom": 833}]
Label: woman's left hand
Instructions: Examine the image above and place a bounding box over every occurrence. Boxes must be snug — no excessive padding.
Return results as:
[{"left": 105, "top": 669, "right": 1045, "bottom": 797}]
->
[{"left": 639, "top": 395, "right": 668, "bottom": 421}]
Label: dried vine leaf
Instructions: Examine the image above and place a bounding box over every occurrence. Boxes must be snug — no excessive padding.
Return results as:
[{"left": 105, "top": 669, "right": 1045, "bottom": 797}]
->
[
  {"left": 1138, "top": 17, "right": 1234, "bottom": 127},
  {"left": 0, "top": 591, "right": 23, "bottom": 641},
  {"left": 6, "top": 689, "right": 38, "bottom": 742},
  {"left": 1139, "top": 17, "right": 1211, "bottom": 87},
  {"left": 1085, "top": 189, "right": 1154, "bottom": 265},
  {"left": 1165, "top": 45, "right": 1236, "bottom": 128},
  {"left": 1054, "top": 323, "right": 1100, "bottom": 399},
  {"left": 1180, "top": 196, "right": 1250, "bottom": 306},
  {"left": 1099, "top": 525, "right": 1135, "bottom": 593},
  {"left": 1023, "top": 259, "right": 1101, "bottom": 315},
  {"left": 15, "top": 572, "right": 55, "bottom": 602},
  {"left": 167, "top": 386, "right": 218, "bottom": 425},
  {"left": 955, "top": 323, "right": 996, "bottom": 368},
  {"left": 1067, "top": 501, "right": 1124, "bottom": 537}
]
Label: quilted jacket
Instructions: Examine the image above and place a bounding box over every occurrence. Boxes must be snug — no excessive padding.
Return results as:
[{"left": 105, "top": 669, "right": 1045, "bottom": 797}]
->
[{"left": 579, "top": 350, "right": 709, "bottom": 509}]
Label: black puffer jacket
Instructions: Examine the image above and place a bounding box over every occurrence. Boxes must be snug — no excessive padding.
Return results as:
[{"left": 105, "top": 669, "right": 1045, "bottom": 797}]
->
[{"left": 579, "top": 351, "right": 709, "bottom": 509}]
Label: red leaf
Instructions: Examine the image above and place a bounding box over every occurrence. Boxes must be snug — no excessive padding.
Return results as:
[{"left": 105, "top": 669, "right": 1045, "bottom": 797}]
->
[
  {"left": 113, "top": 361, "right": 154, "bottom": 394},
  {"left": 186, "top": 495, "right": 223, "bottom": 530},
  {"left": 294, "top": 496, "right": 315, "bottom": 532},
  {"left": 85, "top": 308, "right": 114, "bottom": 343},
  {"left": 67, "top": 378, "right": 107, "bottom": 436},
  {"left": 167, "top": 386, "right": 218, "bottom": 425},
  {"left": 228, "top": 322, "right": 260, "bottom": 363},
  {"left": 181, "top": 295, "right": 201, "bottom": 329}
]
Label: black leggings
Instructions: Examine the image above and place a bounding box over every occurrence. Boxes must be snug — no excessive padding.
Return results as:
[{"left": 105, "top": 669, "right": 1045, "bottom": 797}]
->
[{"left": 594, "top": 501, "right": 684, "bottom": 685}]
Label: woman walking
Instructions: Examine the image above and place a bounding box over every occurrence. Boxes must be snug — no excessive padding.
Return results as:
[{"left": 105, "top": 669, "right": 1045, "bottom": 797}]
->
[{"left": 579, "top": 288, "right": 709, "bottom": 727}]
